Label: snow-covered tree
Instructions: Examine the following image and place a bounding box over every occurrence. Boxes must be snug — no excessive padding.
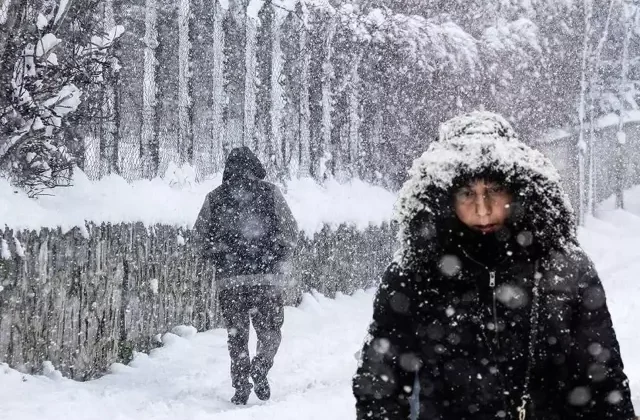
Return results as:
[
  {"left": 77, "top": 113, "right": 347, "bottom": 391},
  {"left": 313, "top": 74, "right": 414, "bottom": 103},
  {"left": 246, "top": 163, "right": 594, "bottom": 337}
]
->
[
  {"left": 0, "top": 0, "right": 122, "bottom": 195},
  {"left": 12, "top": 0, "right": 640, "bottom": 211}
]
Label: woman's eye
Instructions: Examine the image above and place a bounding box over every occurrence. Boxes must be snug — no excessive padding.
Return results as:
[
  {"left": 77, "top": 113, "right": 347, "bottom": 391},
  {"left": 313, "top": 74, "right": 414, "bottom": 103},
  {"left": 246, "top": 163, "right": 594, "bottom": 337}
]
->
[{"left": 458, "top": 190, "right": 474, "bottom": 199}]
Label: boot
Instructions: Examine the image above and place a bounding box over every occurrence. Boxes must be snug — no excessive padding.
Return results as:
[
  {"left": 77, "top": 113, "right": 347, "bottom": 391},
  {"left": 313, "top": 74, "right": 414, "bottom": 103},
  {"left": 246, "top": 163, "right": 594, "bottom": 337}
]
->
[
  {"left": 231, "top": 383, "right": 252, "bottom": 405},
  {"left": 252, "top": 371, "right": 271, "bottom": 401}
]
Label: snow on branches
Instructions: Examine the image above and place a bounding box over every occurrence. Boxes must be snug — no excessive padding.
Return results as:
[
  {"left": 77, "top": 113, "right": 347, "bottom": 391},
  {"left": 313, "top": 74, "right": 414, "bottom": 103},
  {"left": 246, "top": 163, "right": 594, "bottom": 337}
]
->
[{"left": 0, "top": 0, "right": 123, "bottom": 196}]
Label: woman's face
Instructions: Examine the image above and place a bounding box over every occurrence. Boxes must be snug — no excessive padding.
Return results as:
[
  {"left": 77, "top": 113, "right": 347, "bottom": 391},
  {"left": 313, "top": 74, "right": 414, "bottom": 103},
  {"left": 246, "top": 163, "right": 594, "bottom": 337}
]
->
[{"left": 453, "top": 180, "right": 513, "bottom": 234}]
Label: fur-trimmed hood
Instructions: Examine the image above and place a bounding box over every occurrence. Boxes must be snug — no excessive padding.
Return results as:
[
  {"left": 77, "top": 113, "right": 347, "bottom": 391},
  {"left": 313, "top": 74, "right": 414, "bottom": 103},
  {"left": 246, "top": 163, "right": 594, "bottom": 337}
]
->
[{"left": 394, "top": 111, "right": 578, "bottom": 269}]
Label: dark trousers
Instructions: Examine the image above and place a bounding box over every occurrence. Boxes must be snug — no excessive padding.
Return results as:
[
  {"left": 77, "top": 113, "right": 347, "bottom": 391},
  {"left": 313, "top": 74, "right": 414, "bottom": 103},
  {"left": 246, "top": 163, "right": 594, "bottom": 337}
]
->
[{"left": 219, "top": 285, "right": 284, "bottom": 390}]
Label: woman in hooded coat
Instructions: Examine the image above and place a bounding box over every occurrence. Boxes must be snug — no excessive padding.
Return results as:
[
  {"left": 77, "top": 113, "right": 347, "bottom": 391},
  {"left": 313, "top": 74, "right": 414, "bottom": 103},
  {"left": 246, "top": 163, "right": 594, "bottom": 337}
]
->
[{"left": 353, "top": 112, "right": 636, "bottom": 420}]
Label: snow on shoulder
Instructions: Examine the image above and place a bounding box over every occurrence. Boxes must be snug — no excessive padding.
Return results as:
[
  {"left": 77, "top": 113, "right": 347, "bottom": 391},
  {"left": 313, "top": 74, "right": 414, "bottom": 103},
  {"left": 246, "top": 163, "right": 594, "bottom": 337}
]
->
[{"left": 394, "top": 111, "right": 578, "bottom": 267}]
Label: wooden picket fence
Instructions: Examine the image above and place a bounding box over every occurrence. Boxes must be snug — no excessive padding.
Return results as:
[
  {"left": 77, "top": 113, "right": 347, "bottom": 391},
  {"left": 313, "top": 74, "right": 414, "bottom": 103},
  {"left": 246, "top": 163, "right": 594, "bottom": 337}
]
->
[{"left": 0, "top": 222, "right": 395, "bottom": 380}]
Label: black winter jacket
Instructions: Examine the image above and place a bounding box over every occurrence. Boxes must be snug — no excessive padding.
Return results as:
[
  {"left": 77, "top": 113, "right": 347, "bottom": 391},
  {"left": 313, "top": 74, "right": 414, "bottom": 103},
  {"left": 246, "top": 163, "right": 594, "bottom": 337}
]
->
[
  {"left": 354, "top": 249, "right": 635, "bottom": 420},
  {"left": 354, "top": 112, "right": 635, "bottom": 420},
  {"left": 193, "top": 147, "right": 298, "bottom": 280}
]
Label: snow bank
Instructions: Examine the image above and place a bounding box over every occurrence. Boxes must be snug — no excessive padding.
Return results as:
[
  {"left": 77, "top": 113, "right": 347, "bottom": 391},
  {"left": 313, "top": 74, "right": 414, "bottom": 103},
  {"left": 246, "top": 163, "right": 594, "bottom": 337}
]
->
[
  {"left": 0, "top": 167, "right": 396, "bottom": 236},
  {"left": 598, "top": 184, "right": 640, "bottom": 215}
]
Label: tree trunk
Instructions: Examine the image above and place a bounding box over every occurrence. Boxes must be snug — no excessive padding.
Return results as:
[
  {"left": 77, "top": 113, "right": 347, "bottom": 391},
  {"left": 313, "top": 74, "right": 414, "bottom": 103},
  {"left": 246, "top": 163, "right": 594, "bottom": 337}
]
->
[
  {"left": 255, "top": 2, "right": 271, "bottom": 170},
  {"left": 190, "top": 0, "right": 213, "bottom": 179},
  {"left": 270, "top": 3, "right": 285, "bottom": 178},
  {"left": 177, "top": 0, "right": 192, "bottom": 166},
  {"left": 100, "top": 0, "right": 119, "bottom": 177},
  {"left": 224, "top": 0, "right": 246, "bottom": 151},
  {"left": 154, "top": 0, "right": 179, "bottom": 176},
  {"left": 0, "top": 0, "right": 20, "bottom": 90},
  {"left": 211, "top": 0, "right": 226, "bottom": 174},
  {"left": 244, "top": 12, "right": 257, "bottom": 149},
  {"left": 372, "top": 105, "right": 383, "bottom": 184},
  {"left": 348, "top": 62, "right": 361, "bottom": 179},
  {"left": 320, "top": 16, "right": 337, "bottom": 181},
  {"left": 141, "top": 0, "right": 158, "bottom": 179},
  {"left": 577, "top": 0, "right": 592, "bottom": 225},
  {"left": 586, "top": 0, "right": 615, "bottom": 214},
  {"left": 0, "top": 0, "right": 25, "bottom": 132},
  {"left": 299, "top": 16, "right": 311, "bottom": 178},
  {"left": 114, "top": 0, "right": 146, "bottom": 180},
  {"left": 616, "top": 3, "right": 634, "bottom": 209},
  {"left": 0, "top": 0, "right": 15, "bottom": 52}
]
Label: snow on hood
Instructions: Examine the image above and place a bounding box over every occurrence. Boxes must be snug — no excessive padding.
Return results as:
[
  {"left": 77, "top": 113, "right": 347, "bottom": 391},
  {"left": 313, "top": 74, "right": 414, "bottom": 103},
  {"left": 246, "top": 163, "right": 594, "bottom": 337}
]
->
[
  {"left": 222, "top": 146, "right": 267, "bottom": 182},
  {"left": 394, "top": 111, "right": 578, "bottom": 268}
]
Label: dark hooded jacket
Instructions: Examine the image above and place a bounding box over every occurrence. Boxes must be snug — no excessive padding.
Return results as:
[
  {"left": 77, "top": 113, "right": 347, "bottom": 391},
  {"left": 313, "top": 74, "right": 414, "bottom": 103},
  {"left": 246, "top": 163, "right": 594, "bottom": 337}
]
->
[
  {"left": 193, "top": 147, "right": 298, "bottom": 283},
  {"left": 353, "top": 112, "right": 636, "bottom": 420}
]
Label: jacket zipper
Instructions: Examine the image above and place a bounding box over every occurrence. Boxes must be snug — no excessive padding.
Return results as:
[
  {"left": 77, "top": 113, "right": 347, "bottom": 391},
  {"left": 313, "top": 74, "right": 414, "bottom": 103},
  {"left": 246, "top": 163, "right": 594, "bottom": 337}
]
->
[
  {"left": 459, "top": 249, "right": 519, "bottom": 417},
  {"left": 462, "top": 249, "right": 506, "bottom": 348},
  {"left": 460, "top": 249, "right": 502, "bottom": 348}
]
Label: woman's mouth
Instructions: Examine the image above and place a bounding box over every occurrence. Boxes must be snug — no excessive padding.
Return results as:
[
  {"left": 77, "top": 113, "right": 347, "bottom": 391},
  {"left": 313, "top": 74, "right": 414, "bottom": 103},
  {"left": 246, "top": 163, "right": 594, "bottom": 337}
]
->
[{"left": 474, "top": 224, "right": 499, "bottom": 233}]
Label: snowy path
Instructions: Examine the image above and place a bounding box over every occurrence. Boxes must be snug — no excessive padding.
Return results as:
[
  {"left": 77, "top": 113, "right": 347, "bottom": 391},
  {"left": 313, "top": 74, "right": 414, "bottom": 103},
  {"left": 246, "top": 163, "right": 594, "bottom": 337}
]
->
[
  {"left": 2, "top": 212, "right": 640, "bottom": 419},
  {"left": 0, "top": 290, "right": 374, "bottom": 420}
]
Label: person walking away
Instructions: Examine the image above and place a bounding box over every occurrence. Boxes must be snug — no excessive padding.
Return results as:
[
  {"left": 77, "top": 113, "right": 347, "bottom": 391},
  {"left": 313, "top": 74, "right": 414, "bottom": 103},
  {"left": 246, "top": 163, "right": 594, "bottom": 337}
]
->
[
  {"left": 353, "top": 112, "right": 636, "bottom": 420},
  {"left": 194, "top": 146, "right": 298, "bottom": 405}
]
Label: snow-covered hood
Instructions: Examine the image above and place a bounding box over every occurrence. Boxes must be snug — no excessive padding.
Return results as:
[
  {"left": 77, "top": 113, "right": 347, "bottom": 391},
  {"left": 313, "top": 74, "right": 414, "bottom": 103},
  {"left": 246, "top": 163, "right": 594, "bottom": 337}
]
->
[
  {"left": 222, "top": 146, "right": 267, "bottom": 182},
  {"left": 394, "top": 111, "right": 578, "bottom": 268}
]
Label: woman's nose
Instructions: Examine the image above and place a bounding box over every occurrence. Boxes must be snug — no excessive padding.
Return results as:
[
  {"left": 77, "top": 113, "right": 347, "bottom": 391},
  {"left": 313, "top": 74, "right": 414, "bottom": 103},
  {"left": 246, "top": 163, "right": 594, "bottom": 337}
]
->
[{"left": 474, "top": 195, "right": 491, "bottom": 217}]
